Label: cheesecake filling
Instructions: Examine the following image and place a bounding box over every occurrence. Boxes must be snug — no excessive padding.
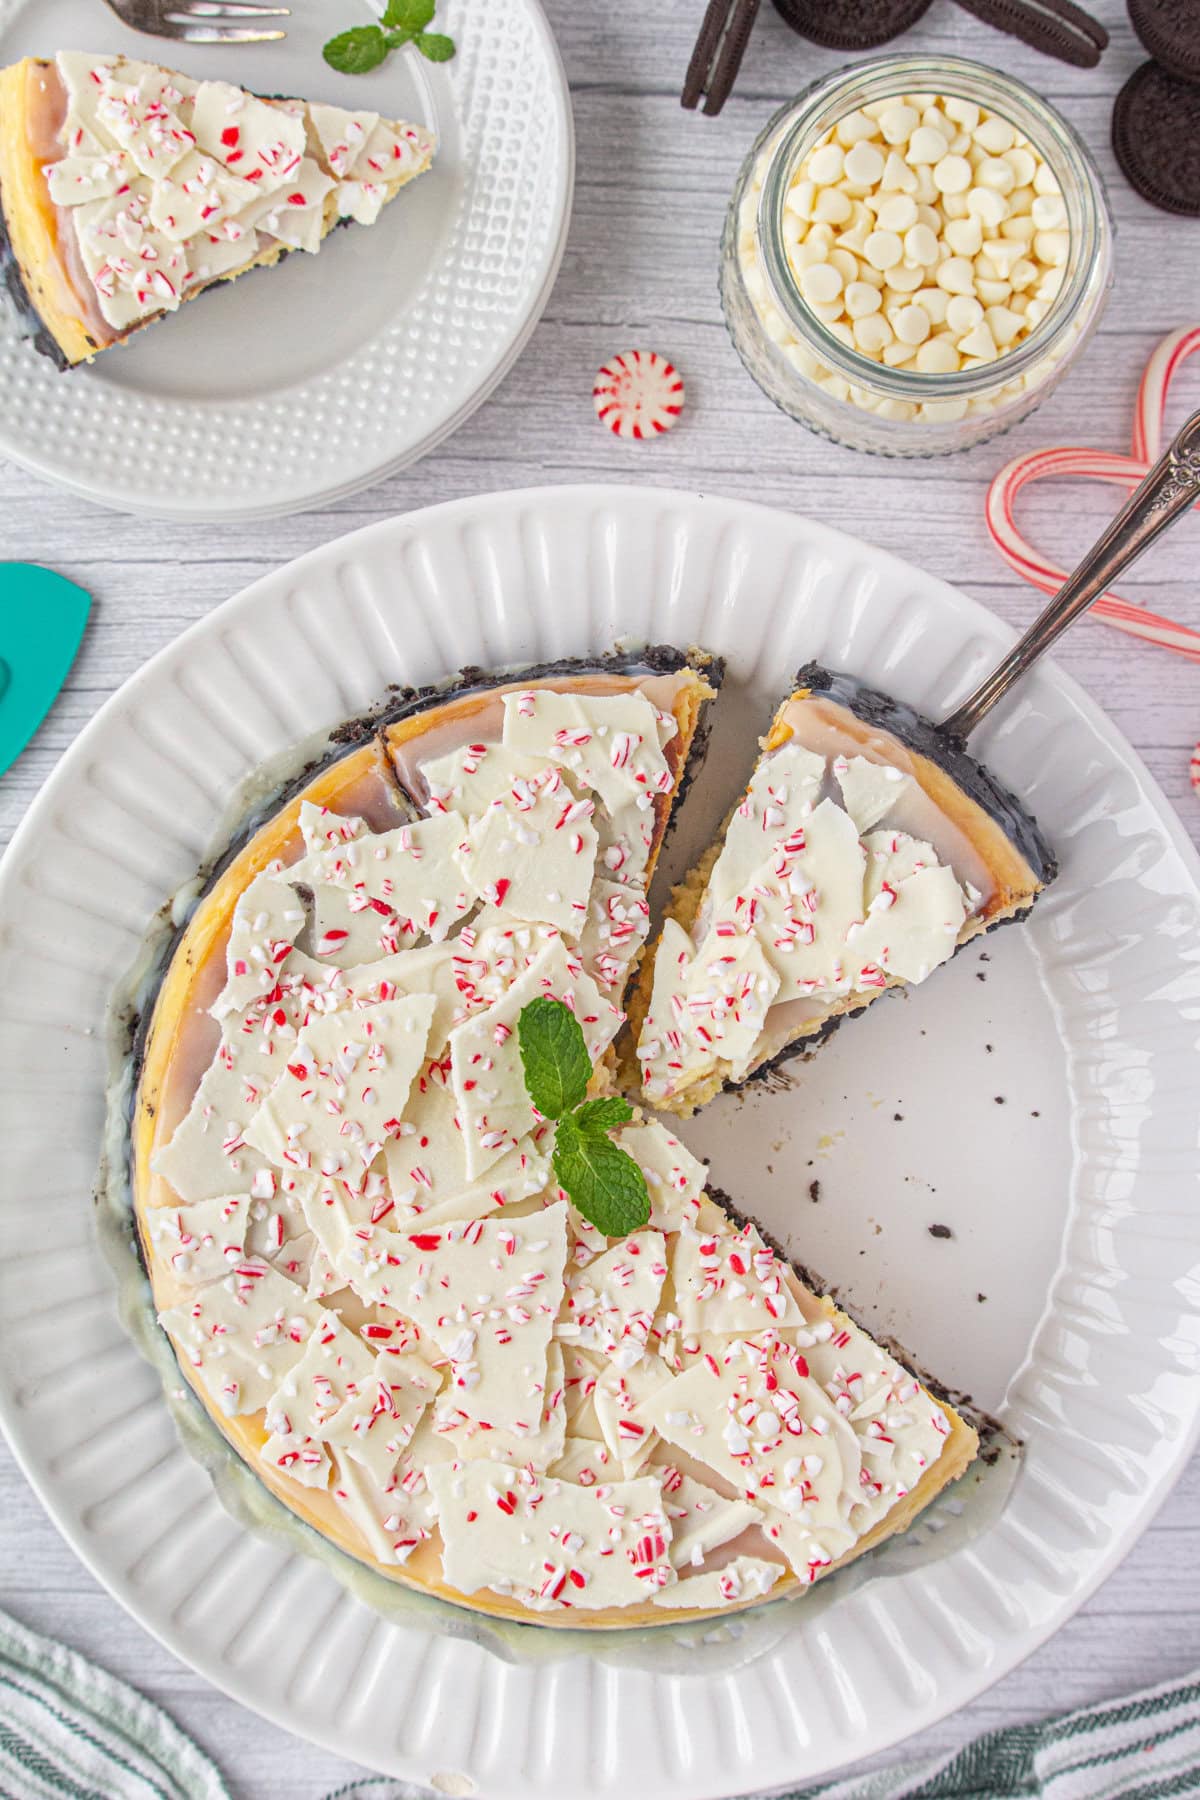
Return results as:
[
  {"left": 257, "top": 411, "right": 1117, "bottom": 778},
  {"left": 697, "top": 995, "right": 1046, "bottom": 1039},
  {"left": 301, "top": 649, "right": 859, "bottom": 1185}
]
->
[
  {"left": 27, "top": 52, "right": 434, "bottom": 336},
  {"left": 147, "top": 677, "right": 958, "bottom": 1617},
  {"left": 637, "top": 700, "right": 988, "bottom": 1105}
]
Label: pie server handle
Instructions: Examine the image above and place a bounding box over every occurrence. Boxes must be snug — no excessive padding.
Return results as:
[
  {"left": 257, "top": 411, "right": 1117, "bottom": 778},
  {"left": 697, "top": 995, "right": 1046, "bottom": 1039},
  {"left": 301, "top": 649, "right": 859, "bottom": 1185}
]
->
[{"left": 941, "top": 408, "right": 1200, "bottom": 742}]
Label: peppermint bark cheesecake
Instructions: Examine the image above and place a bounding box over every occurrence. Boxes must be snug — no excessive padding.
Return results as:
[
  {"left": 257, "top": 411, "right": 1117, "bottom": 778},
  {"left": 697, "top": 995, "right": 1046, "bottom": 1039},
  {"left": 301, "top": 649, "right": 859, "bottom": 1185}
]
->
[
  {"left": 0, "top": 52, "right": 434, "bottom": 367},
  {"left": 133, "top": 651, "right": 978, "bottom": 1626},
  {"left": 632, "top": 662, "right": 1054, "bottom": 1116}
]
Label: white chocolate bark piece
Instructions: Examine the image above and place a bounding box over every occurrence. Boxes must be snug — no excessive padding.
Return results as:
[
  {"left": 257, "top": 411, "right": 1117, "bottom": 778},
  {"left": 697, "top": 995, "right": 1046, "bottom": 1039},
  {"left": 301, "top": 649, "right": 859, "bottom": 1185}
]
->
[
  {"left": 501, "top": 689, "right": 676, "bottom": 819},
  {"left": 639, "top": 919, "right": 781, "bottom": 1100},
  {"left": 834, "top": 753, "right": 913, "bottom": 833},
  {"left": 448, "top": 935, "right": 620, "bottom": 1181},
  {"left": 578, "top": 879, "right": 651, "bottom": 994},
  {"left": 245, "top": 995, "right": 436, "bottom": 1187},
  {"left": 420, "top": 741, "right": 562, "bottom": 823},
  {"left": 428, "top": 1461, "right": 676, "bottom": 1610},
  {"left": 321, "top": 1350, "right": 440, "bottom": 1489},
  {"left": 652, "top": 1555, "right": 784, "bottom": 1608},
  {"left": 211, "top": 872, "right": 307, "bottom": 1019},
  {"left": 710, "top": 741, "right": 826, "bottom": 912},
  {"left": 159, "top": 1261, "right": 319, "bottom": 1417},
  {"left": 659, "top": 1465, "right": 764, "bottom": 1570},
  {"left": 559, "top": 1231, "right": 669, "bottom": 1366},
  {"left": 145, "top": 1193, "right": 250, "bottom": 1284},
  {"left": 592, "top": 1354, "right": 673, "bottom": 1475},
  {"left": 190, "top": 81, "right": 306, "bottom": 189},
  {"left": 330, "top": 1456, "right": 432, "bottom": 1566},
  {"left": 292, "top": 812, "right": 472, "bottom": 964},
  {"left": 615, "top": 1119, "right": 707, "bottom": 1234},
  {"left": 360, "top": 1204, "right": 569, "bottom": 1438},
  {"left": 641, "top": 1335, "right": 859, "bottom": 1530},
  {"left": 384, "top": 1060, "right": 551, "bottom": 1231},
  {"left": 429, "top": 1341, "right": 567, "bottom": 1470},
  {"left": 672, "top": 1220, "right": 802, "bottom": 1335},
  {"left": 454, "top": 772, "right": 598, "bottom": 936}
]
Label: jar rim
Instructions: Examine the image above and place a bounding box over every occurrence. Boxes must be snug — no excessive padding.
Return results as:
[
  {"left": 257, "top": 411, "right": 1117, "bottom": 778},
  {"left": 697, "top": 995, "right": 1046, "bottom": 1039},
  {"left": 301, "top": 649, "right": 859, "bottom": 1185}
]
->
[{"left": 754, "top": 53, "right": 1110, "bottom": 401}]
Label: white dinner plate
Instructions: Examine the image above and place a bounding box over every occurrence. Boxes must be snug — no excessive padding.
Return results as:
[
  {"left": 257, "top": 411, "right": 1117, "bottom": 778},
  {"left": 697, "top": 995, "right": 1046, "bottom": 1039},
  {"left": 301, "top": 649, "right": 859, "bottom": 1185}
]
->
[
  {"left": 2, "top": 485, "right": 1199, "bottom": 1799},
  {"left": 0, "top": 0, "right": 572, "bottom": 520}
]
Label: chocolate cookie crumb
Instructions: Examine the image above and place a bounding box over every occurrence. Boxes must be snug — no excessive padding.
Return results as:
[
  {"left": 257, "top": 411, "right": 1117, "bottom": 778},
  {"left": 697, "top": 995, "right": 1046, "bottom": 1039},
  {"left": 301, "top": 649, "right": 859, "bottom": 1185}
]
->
[
  {"left": 977, "top": 1292, "right": 988, "bottom": 1302},
  {"left": 928, "top": 1223, "right": 953, "bottom": 1239},
  {"left": 809, "top": 1179, "right": 821, "bottom": 1203}
]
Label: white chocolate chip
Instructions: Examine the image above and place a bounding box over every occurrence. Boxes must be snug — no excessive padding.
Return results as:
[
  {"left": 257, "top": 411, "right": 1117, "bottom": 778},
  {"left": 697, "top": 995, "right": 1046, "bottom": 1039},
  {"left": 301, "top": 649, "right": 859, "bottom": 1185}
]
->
[
  {"left": 829, "top": 246, "right": 860, "bottom": 282},
  {"left": 944, "top": 215, "right": 983, "bottom": 256},
  {"left": 884, "top": 261, "right": 925, "bottom": 293},
  {"left": 906, "top": 125, "right": 950, "bottom": 165},
  {"left": 844, "top": 140, "right": 885, "bottom": 186},
  {"left": 932, "top": 153, "right": 971, "bottom": 194},
  {"left": 977, "top": 155, "right": 1016, "bottom": 195},
  {"left": 807, "top": 143, "right": 845, "bottom": 185},
  {"left": 814, "top": 187, "right": 853, "bottom": 225},
  {"left": 974, "top": 116, "right": 1015, "bottom": 154},
  {"left": 945, "top": 292, "right": 983, "bottom": 333},
  {"left": 844, "top": 280, "right": 882, "bottom": 318},
  {"left": 966, "top": 186, "right": 1008, "bottom": 229},
  {"left": 915, "top": 334, "right": 960, "bottom": 373},
  {"left": 903, "top": 221, "right": 940, "bottom": 265},
  {"left": 894, "top": 303, "right": 931, "bottom": 345},
  {"left": 835, "top": 109, "right": 877, "bottom": 147},
  {"left": 944, "top": 97, "right": 980, "bottom": 131},
  {"left": 1031, "top": 192, "right": 1067, "bottom": 231},
  {"left": 935, "top": 255, "right": 975, "bottom": 294},
  {"left": 956, "top": 319, "right": 998, "bottom": 360},
  {"left": 881, "top": 149, "right": 918, "bottom": 192},
  {"left": 800, "top": 262, "right": 844, "bottom": 306},
  {"left": 875, "top": 192, "right": 918, "bottom": 233},
  {"left": 879, "top": 104, "right": 919, "bottom": 145},
  {"left": 864, "top": 228, "right": 903, "bottom": 270},
  {"left": 1034, "top": 228, "right": 1069, "bottom": 267},
  {"left": 853, "top": 312, "right": 894, "bottom": 354}
]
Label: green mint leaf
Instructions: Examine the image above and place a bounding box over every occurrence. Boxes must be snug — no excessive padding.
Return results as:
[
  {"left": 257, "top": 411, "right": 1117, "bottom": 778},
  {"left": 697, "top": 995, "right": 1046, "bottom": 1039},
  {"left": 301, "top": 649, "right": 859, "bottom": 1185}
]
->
[
  {"left": 517, "top": 997, "right": 591, "bottom": 1120},
  {"left": 415, "top": 30, "right": 456, "bottom": 61},
  {"left": 323, "top": 25, "right": 389, "bottom": 73},
  {"left": 573, "top": 1095, "right": 634, "bottom": 1134},
  {"left": 553, "top": 1111, "right": 650, "bottom": 1238},
  {"left": 383, "top": 0, "right": 435, "bottom": 27},
  {"left": 383, "top": 27, "right": 416, "bottom": 46}
]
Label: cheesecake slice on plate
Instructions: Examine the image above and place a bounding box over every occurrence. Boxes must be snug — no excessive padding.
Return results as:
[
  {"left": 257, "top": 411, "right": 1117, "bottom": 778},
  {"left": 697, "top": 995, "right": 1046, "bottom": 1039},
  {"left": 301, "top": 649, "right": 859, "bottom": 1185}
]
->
[
  {"left": 0, "top": 51, "right": 434, "bottom": 367},
  {"left": 630, "top": 661, "right": 1056, "bottom": 1116}
]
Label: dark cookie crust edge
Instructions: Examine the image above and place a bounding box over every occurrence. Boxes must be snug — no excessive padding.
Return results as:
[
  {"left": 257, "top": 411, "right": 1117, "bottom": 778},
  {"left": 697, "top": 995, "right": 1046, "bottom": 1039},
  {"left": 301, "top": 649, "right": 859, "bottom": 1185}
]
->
[{"left": 792, "top": 660, "right": 1057, "bottom": 886}]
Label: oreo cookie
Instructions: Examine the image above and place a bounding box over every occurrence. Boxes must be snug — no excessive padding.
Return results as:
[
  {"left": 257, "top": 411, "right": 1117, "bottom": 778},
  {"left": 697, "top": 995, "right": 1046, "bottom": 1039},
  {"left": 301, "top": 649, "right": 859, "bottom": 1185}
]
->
[
  {"left": 1112, "top": 59, "right": 1200, "bottom": 215},
  {"left": 952, "top": 0, "right": 1108, "bottom": 68},
  {"left": 682, "top": 0, "right": 760, "bottom": 116},
  {"left": 1128, "top": 0, "right": 1200, "bottom": 83},
  {"left": 771, "top": 0, "right": 931, "bottom": 50}
]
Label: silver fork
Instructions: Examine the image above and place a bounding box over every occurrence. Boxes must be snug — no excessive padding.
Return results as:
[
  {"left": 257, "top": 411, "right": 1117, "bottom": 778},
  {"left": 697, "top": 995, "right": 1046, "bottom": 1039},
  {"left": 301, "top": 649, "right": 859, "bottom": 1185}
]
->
[{"left": 101, "top": 0, "right": 289, "bottom": 44}]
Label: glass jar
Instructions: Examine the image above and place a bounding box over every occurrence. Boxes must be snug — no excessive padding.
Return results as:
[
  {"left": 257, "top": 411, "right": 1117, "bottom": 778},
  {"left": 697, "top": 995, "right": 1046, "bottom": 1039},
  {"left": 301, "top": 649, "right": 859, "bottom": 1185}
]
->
[{"left": 720, "top": 55, "right": 1114, "bottom": 457}]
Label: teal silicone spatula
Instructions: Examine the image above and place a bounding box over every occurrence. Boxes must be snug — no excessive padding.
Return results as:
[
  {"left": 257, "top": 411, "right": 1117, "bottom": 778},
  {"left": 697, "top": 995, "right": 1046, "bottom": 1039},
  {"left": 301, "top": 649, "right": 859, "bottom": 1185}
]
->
[{"left": 0, "top": 565, "right": 92, "bottom": 779}]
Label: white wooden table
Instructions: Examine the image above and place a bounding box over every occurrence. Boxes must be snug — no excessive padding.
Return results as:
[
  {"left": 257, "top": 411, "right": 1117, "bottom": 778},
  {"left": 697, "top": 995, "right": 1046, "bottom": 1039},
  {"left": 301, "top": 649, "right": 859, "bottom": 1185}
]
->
[{"left": 1, "top": 2, "right": 1198, "bottom": 1794}]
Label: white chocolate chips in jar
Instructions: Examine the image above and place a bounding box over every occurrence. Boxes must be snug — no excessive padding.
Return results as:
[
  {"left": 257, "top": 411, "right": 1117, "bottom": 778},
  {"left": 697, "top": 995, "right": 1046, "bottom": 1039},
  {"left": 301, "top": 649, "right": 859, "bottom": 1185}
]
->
[{"left": 728, "top": 74, "right": 1110, "bottom": 439}]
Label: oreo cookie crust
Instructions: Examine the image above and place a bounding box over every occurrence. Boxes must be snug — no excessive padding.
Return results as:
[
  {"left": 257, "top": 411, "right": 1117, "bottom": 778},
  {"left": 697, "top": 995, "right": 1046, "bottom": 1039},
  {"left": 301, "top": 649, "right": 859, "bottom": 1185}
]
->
[{"left": 1113, "top": 60, "right": 1200, "bottom": 216}]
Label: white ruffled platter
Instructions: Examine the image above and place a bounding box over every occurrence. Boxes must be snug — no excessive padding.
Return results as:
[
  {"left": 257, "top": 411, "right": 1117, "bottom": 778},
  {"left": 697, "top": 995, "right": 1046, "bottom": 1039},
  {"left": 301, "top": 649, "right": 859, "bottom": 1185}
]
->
[{"left": 1, "top": 485, "right": 1198, "bottom": 1797}]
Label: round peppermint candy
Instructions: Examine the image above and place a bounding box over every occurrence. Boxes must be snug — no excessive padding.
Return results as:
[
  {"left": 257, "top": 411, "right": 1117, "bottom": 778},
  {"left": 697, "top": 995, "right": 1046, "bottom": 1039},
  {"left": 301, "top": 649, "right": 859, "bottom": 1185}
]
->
[{"left": 593, "top": 351, "right": 684, "bottom": 439}]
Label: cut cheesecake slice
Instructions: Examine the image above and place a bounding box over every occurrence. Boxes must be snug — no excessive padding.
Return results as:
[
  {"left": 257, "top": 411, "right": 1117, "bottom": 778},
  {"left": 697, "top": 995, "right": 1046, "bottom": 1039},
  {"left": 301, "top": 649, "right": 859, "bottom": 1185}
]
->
[
  {"left": 630, "top": 661, "right": 1056, "bottom": 1116},
  {"left": 0, "top": 51, "right": 435, "bottom": 367},
  {"left": 131, "top": 649, "right": 978, "bottom": 1626}
]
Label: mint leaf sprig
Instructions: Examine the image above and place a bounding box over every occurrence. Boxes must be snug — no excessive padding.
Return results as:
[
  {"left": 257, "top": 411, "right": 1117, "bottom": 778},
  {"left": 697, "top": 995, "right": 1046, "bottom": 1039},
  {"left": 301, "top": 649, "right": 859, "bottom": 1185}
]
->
[
  {"left": 517, "top": 996, "right": 650, "bottom": 1239},
  {"left": 324, "top": 0, "right": 455, "bottom": 76}
]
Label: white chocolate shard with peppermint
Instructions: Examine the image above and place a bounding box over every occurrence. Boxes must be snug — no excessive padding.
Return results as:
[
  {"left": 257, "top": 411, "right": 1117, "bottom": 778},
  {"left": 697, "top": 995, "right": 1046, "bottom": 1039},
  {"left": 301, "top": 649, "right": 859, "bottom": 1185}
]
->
[
  {"left": 652, "top": 1556, "right": 784, "bottom": 1609},
  {"left": 0, "top": 53, "right": 436, "bottom": 367},
  {"left": 428, "top": 1460, "right": 676, "bottom": 1610},
  {"left": 245, "top": 995, "right": 436, "bottom": 1187},
  {"left": 159, "top": 1261, "right": 320, "bottom": 1417},
  {"left": 137, "top": 662, "right": 980, "bottom": 1625}
]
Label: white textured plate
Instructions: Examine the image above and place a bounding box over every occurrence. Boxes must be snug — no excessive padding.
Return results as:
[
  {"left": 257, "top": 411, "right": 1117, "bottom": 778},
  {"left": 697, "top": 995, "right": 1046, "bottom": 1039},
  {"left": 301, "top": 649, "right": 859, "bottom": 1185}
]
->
[
  {"left": 2, "top": 486, "right": 1200, "bottom": 1799},
  {"left": 0, "top": 0, "right": 572, "bottom": 520}
]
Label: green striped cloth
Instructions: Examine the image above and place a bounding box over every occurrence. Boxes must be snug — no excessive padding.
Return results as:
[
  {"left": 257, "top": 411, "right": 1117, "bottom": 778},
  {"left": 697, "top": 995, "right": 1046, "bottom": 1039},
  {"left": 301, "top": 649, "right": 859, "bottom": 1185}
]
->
[
  {"left": 0, "top": 1608, "right": 228, "bottom": 1800},
  {"left": 2, "top": 1599, "right": 1197, "bottom": 1799}
]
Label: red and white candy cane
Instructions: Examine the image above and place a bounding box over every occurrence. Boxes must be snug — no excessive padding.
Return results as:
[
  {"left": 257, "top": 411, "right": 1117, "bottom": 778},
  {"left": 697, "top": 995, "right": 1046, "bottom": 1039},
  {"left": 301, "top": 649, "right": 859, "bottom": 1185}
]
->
[{"left": 986, "top": 326, "right": 1200, "bottom": 665}]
